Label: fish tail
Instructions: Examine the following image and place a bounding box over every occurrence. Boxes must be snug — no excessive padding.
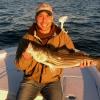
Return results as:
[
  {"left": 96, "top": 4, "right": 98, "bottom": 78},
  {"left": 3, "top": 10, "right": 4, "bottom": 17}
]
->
[{"left": 96, "top": 59, "right": 100, "bottom": 72}]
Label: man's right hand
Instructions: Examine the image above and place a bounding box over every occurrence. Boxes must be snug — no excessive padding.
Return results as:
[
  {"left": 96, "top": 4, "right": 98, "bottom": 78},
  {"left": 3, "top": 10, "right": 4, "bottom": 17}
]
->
[
  {"left": 22, "top": 52, "right": 32, "bottom": 60},
  {"left": 22, "top": 43, "right": 33, "bottom": 60}
]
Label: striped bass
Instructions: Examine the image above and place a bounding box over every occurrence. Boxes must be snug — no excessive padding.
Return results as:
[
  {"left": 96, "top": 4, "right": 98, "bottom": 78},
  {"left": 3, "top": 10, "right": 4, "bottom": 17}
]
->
[{"left": 26, "top": 42, "right": 100, "bottom": 72}]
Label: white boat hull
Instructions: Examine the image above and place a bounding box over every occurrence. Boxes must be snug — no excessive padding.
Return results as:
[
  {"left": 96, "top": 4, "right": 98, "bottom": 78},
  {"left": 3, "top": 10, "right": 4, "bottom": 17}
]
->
[{"left": 0, "top": 47, "right": 100, "bottom": 100}]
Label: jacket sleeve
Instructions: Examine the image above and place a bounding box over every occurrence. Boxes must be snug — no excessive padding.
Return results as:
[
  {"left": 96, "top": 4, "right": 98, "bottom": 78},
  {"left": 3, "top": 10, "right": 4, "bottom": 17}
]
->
[
  {"left": 15, "top": 36, "right": 33, "bottom": 71},
  {"left": 63, "top": 31, "right": 75, "bottom": 49}
]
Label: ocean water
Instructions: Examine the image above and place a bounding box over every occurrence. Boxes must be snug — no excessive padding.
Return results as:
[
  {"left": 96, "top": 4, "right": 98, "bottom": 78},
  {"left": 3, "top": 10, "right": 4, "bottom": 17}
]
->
[{"left": 0, "top": 0, "right": 100, "bottom": 56}]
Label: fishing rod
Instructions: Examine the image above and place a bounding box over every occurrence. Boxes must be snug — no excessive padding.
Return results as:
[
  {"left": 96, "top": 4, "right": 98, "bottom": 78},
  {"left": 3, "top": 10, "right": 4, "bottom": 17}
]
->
[
  {"left": 59, "top": 16, "right": 68, "bottom": 31},
  {"left": 59, "top": 16, "right": 81, "bottom": 53}
]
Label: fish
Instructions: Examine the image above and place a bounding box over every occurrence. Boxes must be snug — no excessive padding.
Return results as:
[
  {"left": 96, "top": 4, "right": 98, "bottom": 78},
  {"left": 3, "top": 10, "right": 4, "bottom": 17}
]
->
[{"left": 26, "top": 42, "right": 100, "bottom": 72}]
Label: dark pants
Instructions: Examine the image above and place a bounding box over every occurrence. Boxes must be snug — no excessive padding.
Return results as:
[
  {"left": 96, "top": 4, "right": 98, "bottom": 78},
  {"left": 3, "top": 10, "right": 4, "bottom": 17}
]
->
[{"left": 16, "top": 79, "right": 63, "bottom": 100}]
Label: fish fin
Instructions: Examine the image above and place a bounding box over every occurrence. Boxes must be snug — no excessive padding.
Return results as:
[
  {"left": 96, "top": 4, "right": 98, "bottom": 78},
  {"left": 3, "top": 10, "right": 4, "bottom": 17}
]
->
[{"left": 43, "top": 61, "right": 56, "bottom": 72}]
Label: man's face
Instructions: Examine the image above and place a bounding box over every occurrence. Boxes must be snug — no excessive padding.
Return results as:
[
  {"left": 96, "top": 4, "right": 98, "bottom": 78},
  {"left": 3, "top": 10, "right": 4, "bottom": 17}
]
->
[{"left": 36, "top": 11, "right": 53, "bottom": 32}]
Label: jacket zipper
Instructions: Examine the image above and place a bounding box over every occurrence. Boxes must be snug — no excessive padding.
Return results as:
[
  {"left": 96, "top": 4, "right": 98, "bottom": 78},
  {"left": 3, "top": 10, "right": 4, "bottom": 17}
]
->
[{"left": 39, "top": 64, "right": 44, "bottom": 83}]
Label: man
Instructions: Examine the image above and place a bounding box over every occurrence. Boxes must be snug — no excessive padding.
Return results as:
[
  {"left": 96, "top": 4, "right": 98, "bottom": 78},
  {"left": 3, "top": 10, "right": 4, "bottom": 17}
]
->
[{"left": 15, "top": 2, "right": 93, "bottom": 100}]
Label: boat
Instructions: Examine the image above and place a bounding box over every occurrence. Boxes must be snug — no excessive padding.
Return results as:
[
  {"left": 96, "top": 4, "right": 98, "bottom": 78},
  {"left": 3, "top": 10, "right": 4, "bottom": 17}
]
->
[
  {"left": 0, "top": 46, "right": 100, "bottom": 100},
  {"left": 0, "top": 16, "right": 100, "bottom": 100}
]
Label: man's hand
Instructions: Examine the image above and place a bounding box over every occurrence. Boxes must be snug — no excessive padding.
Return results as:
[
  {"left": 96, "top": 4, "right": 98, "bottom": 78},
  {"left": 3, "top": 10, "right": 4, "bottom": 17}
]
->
[
  {"left": 22, "top": 43, "right": 33, "bottom": 60},
  {"left": 80, "top": 59, "right": 95, "bottom": 68},
  {"left": 22, "top": 52, "right": 32, "bottom": 60}
]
